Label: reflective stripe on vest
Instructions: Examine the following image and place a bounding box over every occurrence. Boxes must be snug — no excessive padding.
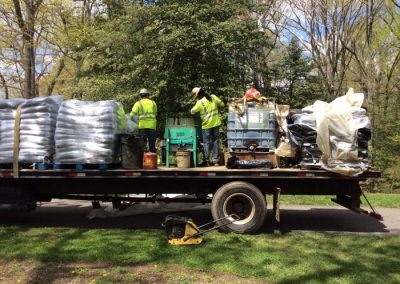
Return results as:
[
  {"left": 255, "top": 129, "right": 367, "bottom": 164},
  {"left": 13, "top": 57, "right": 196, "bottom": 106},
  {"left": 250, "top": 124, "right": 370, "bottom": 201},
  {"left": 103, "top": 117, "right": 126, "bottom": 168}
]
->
[
  {"left": 138, "top": 100, "right": 156, "bottom": 121},
  {"left": 200, "top": 98, "right": 219, "bottom": 122}
]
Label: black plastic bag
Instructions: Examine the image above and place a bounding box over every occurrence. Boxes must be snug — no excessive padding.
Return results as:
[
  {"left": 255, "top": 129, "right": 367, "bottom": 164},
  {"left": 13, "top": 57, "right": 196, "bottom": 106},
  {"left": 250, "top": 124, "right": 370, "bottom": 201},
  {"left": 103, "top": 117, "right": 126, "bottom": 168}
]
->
[
  {"left": 287, "top": 124, "right": 317, "bottom": 147},
  {"left": 227, "top": 156, "right": 274, "bottom": 169}
]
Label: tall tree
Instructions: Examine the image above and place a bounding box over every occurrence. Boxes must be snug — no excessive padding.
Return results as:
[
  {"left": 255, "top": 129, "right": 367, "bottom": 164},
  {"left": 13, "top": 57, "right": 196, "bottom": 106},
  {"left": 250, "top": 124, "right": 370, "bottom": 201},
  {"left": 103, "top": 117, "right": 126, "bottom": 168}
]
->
[
  {"left": 0, "top": 0, "right": 72, "bottom": 98},
  {"left": 12, "top": 0, "right": 41, "bottom": 98},
  {"left": 263, "top": 38, "right": 324, "bottom": 107},
  {"left": 283, "top": 0, "right": 365, "bottom": 99}
]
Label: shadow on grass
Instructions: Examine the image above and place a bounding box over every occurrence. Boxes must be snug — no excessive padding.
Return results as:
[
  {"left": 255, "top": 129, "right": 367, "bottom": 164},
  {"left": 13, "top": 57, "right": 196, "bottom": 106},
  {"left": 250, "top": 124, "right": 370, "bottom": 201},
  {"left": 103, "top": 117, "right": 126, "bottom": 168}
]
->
[
  {"left": 260, "top": 208, "right": 389, "bottom": 234},
  {"left": 0, "top": 203, "right": 389, "bottom": 234}
]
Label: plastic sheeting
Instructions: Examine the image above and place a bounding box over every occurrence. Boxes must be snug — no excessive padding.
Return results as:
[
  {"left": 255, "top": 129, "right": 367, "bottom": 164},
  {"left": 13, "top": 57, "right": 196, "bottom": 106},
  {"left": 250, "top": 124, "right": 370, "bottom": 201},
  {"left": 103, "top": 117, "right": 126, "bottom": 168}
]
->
[
  {"left": 126, "top": 114, "right": 138, "bottom": 133},
  {"left": 285, "top": 110, "right": 321, "bottom": 167},
  {"left": 282, "top": 88, "right": 371, "bottom": 174},
  {"left": 226, "top": 156, "right": 274, "bottom": 169},
  {"left": 0, "top": 99, "right": 25, "bottom": 163},
  {"left": 315, "top": 88, "right": 371, "bottom": 175},
  {"left": 0, "top": 96, "right": 62, "bottom": 164},
  {"left": 19, "top": 96, "right": 63, "bottom": 163},
  {"left": 287, "top": 123, "right": 317, "bottom": 148},
  {"left": 54, "top": 100, "right": 126, "bottom": 164}
]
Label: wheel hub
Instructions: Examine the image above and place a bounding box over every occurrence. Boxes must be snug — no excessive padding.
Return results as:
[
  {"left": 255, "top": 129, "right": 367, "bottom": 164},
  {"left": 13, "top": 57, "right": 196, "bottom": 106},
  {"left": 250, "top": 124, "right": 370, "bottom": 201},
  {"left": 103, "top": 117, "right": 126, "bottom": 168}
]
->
[{"left": 223, "top": 193, "right": 256, "bottom": 225}]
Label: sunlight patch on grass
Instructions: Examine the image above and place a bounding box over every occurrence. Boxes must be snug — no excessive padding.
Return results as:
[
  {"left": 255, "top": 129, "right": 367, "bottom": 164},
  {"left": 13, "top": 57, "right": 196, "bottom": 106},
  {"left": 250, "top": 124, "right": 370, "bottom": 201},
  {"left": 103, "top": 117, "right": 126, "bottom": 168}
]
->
[{"left": 2, "top": 226, "right": 398, "bottom": 283}]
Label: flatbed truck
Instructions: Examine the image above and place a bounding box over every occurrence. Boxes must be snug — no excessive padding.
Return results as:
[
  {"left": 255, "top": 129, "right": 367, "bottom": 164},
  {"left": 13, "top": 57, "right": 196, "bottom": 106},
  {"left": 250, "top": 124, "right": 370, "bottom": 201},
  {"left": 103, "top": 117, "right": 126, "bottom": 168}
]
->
[{"left": 0, "top": 166, "right": 381, "bottom": 234}]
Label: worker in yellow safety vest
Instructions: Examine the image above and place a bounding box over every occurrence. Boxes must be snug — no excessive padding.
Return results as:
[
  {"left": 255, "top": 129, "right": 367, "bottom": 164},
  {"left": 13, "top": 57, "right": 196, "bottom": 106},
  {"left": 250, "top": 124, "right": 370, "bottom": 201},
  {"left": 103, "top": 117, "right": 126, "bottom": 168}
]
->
[
  {"left": 130, "top": 88, "right": 157, "bottom": 153},
  {"left": 190, "top": 87, "right": 224, "bottom": 166}
]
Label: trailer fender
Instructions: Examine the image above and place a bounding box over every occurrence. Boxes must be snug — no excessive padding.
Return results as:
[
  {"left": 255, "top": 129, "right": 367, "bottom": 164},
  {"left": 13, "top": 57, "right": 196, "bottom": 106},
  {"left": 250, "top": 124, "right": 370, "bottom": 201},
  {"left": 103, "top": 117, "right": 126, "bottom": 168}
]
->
[{"left": 211, "top": 181, "right": 266, "bottom": 234}]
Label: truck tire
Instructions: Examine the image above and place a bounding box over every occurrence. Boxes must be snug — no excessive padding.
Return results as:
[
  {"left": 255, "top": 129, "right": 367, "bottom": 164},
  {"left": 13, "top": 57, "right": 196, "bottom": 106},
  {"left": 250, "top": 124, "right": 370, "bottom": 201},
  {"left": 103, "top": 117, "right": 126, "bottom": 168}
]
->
[{"left": 211, "top": 181, "right": 266, "bottom": 234}]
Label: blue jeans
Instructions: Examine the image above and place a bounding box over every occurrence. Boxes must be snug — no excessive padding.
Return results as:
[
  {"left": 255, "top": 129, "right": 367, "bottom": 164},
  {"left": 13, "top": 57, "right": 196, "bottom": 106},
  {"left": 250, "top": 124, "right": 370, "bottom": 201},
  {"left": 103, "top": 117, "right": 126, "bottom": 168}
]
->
[
  {"left": 139, "top": 128, "right": 157, "bottom": 153},
  {"left": 202, "top": 127, "right": 219, "bottom": 162}
]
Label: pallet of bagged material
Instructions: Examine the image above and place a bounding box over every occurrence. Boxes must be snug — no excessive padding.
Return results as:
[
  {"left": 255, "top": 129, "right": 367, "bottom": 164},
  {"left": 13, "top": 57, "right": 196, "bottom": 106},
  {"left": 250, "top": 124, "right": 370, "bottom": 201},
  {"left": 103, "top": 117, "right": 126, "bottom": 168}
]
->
[{"left": 52, "top": 163, "right": 119, "bottom": 171}]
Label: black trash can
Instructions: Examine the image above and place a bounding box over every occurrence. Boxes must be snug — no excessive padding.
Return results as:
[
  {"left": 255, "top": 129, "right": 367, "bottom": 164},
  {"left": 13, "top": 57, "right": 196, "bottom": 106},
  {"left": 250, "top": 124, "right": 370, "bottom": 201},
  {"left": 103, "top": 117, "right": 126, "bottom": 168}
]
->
[{"left": 119, "top": 134, "right": 146, "bottom": 169}]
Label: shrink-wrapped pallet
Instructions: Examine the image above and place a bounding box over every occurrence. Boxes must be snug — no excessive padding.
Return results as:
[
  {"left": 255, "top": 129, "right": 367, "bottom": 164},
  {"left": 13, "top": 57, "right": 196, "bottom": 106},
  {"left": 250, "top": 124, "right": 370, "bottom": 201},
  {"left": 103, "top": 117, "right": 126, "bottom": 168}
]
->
[
  {"left": 0, "top": 99, "right": 25, "bottom": 163},
  {"left": 54, "top": 100, "right": 126, "bottom": 164},
  {"left": 19, "top": 96, "right": 63, "bottom": 163},
  {"left": 0, "top": 96, "right": 61, "bottom": 164}
]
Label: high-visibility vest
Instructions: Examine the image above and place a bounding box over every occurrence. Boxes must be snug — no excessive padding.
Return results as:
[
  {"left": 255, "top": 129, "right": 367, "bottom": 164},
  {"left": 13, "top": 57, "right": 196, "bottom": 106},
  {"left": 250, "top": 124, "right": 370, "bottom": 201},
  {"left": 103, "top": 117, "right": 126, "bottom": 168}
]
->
[
  {"left": 130, "top": 98, "right": 157, "bottom": 129},
  {"left": 190, "top": 95, "right": 224, "bottom": 129}
]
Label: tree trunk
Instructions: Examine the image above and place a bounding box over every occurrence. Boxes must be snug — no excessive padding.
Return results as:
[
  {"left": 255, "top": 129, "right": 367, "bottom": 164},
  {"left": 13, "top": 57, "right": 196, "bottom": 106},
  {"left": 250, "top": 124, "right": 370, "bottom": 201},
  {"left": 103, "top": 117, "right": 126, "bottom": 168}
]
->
[
  {"left": 46, "top": 58, "right": 65, "bottom": 96},
  {"left": 0, "top": 72, "right": 9, "bottom": 99},
  {"left": 13, "top": 0, "right": 37, "bottom": 98}
]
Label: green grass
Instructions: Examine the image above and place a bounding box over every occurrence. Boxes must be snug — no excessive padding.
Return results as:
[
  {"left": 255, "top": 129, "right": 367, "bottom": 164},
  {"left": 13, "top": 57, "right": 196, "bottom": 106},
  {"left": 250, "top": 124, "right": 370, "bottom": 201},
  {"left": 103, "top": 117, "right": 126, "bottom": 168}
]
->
[
  {"left": 0, "top": 226, "right": 399, "bottom": 283},
  {"left": 271, "top": 193, "right": 400, "bottom": 208}
]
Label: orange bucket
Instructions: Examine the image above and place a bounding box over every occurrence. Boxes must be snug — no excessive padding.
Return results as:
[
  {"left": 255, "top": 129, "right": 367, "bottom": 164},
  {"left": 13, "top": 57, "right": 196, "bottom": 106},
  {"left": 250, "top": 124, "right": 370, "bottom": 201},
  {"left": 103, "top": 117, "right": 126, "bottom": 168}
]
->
[{"left": 143, "top": 152, "right": 158, "bottom": 170}]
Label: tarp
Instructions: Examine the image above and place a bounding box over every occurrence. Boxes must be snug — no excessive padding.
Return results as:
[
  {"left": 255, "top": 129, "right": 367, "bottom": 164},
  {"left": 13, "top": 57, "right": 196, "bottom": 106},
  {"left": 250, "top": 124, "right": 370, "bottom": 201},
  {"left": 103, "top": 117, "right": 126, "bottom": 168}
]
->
[{"left": 315, "top": 88, "right": 371, "bottom": 175}]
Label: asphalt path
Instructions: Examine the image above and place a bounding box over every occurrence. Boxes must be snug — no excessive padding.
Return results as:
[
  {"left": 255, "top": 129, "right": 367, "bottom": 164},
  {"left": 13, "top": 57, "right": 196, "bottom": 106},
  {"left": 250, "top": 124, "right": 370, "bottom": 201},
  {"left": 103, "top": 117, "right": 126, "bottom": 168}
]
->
[{"left": 0, "top": 200, "right": 399, "bottom": 235}]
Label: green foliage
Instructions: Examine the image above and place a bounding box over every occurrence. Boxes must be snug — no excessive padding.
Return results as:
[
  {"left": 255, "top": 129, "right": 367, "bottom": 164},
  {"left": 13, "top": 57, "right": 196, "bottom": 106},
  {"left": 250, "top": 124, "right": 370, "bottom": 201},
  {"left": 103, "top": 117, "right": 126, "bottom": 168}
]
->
[
  {"left": 264, "top": 38, "right": 325, "bottom": 108},
  {"left": 371, "top": 103, "right": 400, "bottom": 192},
  {"left": 72, "top": 0, "right": 271, "bottom": 120}
]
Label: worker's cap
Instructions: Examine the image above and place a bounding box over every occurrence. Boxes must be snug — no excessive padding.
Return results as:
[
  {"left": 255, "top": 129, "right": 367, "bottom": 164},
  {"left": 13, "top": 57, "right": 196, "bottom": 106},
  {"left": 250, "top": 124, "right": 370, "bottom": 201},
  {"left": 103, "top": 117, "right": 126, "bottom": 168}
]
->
[
  {"left": 139, "top": 88, "right": 150, "bottom": 95},
  {"left": 191, "top": 87, "right": 201, "bottom": 97}
]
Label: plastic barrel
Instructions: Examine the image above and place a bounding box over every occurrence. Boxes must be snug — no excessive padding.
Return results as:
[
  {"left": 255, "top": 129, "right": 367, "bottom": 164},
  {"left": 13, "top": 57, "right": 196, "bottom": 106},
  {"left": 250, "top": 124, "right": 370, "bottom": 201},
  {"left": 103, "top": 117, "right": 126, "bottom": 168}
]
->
[{"left": 119, "top": 134, "right": 146, "bottom": 169}]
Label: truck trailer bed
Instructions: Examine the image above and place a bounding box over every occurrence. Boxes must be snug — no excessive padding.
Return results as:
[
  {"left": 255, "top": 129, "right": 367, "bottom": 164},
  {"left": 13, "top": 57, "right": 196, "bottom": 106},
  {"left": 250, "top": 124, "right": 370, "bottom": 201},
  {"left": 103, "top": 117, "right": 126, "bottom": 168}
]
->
[{"left": 0, "top": 166, "right": 381, "bottom": 233}]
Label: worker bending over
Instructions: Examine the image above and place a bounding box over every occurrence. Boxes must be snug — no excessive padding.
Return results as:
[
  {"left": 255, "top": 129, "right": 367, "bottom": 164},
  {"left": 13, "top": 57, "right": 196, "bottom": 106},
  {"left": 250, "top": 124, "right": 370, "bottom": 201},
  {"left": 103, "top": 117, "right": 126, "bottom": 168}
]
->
[
  {"left": 130, "top": 88, "right": 157, "bottom": 153},
  {"left": 191, "top": 87, "right": 224, "bottom": 166}
]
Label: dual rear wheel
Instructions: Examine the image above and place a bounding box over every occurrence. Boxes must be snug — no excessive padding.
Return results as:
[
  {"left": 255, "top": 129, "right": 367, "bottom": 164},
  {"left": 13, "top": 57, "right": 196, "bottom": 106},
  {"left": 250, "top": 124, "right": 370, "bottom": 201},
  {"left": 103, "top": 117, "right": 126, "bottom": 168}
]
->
[{"left": 211, "top": 181, "right": 266, "bottom": 234}]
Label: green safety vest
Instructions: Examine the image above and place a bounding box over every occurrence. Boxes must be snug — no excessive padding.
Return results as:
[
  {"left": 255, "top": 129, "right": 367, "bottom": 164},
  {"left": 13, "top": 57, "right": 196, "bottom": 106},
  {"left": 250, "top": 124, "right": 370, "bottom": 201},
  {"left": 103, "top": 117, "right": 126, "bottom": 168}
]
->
[
  {"left": 130, "top": 98, "right": 157, "bottom": 129},
  {"left": 190, "top": 95, "right": 224, "bottom": 129}
]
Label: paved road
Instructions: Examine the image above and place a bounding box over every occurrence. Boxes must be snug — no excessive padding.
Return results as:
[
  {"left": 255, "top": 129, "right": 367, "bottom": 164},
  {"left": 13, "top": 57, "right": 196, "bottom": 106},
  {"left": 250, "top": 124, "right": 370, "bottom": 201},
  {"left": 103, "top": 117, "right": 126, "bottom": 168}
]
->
[{"left": 0, "top": 200, "right": 399, "bottom": 235}]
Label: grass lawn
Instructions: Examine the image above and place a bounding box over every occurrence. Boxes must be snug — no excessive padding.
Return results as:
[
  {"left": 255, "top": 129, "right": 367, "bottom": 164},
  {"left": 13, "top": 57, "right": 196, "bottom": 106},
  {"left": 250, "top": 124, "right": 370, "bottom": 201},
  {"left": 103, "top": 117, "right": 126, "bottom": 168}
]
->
[
  {"left": 272, "top": 193, "right": 400, "bottom": 208},
  {"left": 0, "top": 226, "right": 399, "bottom": 283}
]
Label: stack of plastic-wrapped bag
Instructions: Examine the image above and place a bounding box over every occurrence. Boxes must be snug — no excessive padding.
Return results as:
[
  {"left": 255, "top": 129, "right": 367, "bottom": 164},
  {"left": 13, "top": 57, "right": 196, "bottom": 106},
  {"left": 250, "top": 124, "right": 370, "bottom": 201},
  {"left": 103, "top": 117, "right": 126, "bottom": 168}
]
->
[
  {"left": 0, "top": 96, "right": 62, "bottom": 164},
  {"left": 19, "top": 96, "right": 63, "bottom": 163},
  {"left": 55, "top": 100, "right": 126, "bottom": 164},
  {"left": 0, "top": 99, "right": 25, "bottom": 163}
]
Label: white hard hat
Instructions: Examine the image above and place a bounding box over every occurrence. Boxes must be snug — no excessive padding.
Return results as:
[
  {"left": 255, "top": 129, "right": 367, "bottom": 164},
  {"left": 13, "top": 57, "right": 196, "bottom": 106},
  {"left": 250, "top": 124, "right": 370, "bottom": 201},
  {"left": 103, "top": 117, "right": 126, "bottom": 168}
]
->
[
  {"left": 191, "top": 87, "right": 201, "bottom": 97},
  {"left": 139, "top": 88, "right": 150, "bottom": 95}
]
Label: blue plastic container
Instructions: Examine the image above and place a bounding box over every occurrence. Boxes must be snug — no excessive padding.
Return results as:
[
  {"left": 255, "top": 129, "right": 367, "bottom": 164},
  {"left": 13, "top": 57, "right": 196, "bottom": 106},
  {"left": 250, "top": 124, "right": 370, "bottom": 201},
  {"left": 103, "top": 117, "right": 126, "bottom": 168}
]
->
[{"left": 227, "top": 106, "right": 277, "bottom": 150}]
